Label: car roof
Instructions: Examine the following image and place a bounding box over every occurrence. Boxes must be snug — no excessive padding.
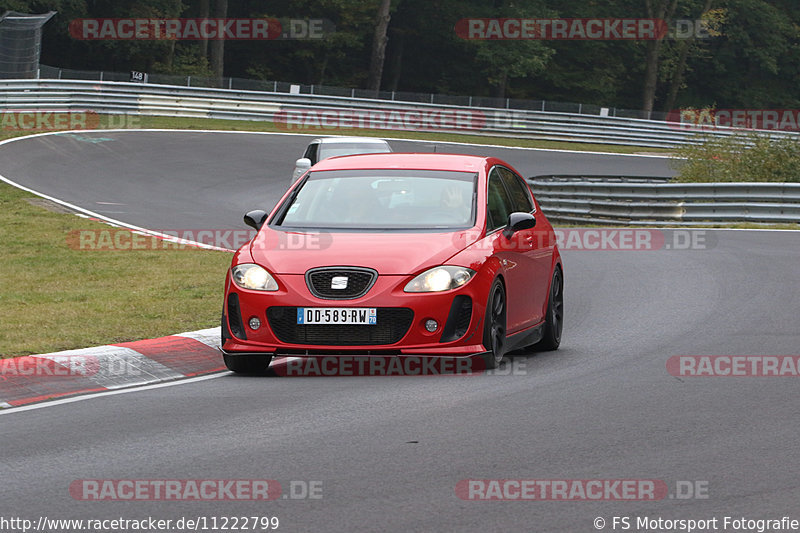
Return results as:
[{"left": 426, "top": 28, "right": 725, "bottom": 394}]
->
[
  {"left": 310, "top": 152, "right": 490, "bottom": 172},
  {"left": 314, "top": 137, "right": 389, "bottom": 145}
]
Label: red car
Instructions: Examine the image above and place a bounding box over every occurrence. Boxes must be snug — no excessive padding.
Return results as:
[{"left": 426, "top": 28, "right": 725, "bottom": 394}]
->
[{"left": 221, "top": 153, "right": 563, "bottom": 373}]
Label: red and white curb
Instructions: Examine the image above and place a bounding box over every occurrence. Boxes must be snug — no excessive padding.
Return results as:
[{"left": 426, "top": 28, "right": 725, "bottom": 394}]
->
[{"left": 0, "top": 328, "right": 224, "bottom": 408}]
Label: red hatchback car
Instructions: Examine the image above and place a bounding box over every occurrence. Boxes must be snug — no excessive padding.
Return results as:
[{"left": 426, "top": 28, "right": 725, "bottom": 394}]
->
[{"left": 221, "top": 153, "right": 563, "bottom": 373}]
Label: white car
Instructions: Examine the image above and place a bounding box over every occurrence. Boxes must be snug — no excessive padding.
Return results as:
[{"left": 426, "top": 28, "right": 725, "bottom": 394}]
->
[{"left": 292, "top": 137, "right": 392, "bottom": 182}]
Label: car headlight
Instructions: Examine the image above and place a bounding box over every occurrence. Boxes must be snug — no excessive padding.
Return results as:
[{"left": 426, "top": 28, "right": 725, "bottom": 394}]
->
[
  {"left": 404, "top": 266, "right": 475, "bottom": 293},
  {"left": 231, "top": 264, "right": 279, "bottom": 291}
]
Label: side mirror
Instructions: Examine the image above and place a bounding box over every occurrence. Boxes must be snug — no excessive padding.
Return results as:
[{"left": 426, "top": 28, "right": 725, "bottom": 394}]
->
[
  {"left": 503, "top": 212, "right": 536, "bottom": 239},
  {"left": 244, "top": 209, "right": 269, "bottom": 231}
]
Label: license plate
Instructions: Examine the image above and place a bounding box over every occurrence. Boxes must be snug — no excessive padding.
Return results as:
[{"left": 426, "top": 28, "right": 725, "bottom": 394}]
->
[{"left": 297, "top": 307, "right": 377, "bottom": 325}]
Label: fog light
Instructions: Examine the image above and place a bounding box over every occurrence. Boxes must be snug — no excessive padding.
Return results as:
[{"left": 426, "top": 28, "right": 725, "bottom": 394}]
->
[
  {"left": 249, "top": 317, "right": 261, "bottom": 330},
  {"left": 425, "top": 319, "right": 438, "bottom": 332}
]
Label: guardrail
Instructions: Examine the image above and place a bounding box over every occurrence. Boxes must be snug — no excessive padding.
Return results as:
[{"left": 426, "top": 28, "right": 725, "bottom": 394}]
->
[
  {"left": 2, "top": 78, "right": 795, "bottom": 148},
  {"left": 529, "top": 178, "right": 800, "bottom": 225}
]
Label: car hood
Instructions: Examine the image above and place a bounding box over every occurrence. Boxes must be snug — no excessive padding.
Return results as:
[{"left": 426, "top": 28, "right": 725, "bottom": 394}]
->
[{"left": 250, "top": 228, "right": 480, "bottom": 275}]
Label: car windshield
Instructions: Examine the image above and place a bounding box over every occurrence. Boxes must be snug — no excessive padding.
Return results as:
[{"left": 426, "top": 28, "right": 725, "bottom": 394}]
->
[
  {"left": 318, "top": 143, "right": 389, "bottom": 159},
  {"left": 275, "top": 169, "right": 477, "bottom": 230}
]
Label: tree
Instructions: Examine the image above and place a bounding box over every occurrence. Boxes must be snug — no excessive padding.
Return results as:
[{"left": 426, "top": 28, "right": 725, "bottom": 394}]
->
[
  {"left": 641, "top": 0, "right": 678, "bottom": 116},
  {"left": 662, "top": 0, "right": 717, "bottom": 112},
  {"left": 199, "top": 0, "right": 209, "bottom": 58},
  {"left": 366, "top": 0, "right": 391, "bottom": 92},
  {"left": 209, "top": 0, "right": 227, "bottom": 81}
]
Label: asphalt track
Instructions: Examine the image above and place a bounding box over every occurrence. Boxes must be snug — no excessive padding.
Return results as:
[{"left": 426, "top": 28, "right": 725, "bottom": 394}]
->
[
  {"left": 2, "top": 131, "right": 799, "bottom": 533},
  {"left": 0, "top": 130, "right": 675, "bottom": 230}
]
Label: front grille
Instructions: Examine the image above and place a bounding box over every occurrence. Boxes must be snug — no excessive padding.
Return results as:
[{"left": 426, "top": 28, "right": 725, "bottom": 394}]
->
[
  {"left": 267, "top": 307, "right": 414, "bottom": 346},
  {"left": 306, "top": 267, "right": 377, "bottom": 299}
]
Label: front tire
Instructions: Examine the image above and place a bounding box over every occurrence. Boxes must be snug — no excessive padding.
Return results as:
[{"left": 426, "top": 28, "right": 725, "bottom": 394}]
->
[
  {"left": 531, "top": 266, "right": 563, "bottom": 351},
  {"left": 482, "top": 279, "right": 507, "bottom": 369},
  {"left": 221, "top": 312, "right": 272, "bottom": 374}
]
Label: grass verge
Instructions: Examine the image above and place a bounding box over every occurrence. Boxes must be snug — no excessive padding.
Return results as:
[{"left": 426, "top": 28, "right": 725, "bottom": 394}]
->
[{"left": 0, "top": 182, "right": 231, "bottom": 357}]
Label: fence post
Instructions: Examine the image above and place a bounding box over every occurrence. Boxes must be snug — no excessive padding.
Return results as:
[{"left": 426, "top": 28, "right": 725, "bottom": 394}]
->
[{"left": 187, "top": 76, "right": 191, "bottom": 87}]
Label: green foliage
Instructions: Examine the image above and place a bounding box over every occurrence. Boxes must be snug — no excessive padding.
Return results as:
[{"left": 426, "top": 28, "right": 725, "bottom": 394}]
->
[
  {"left": 5, "top": 0, "right": 800, "bottom": 111},
  {"left": 672, "top": 132, "right": 800, "bottom": 182},
  {"left": 151, "top": 44, "right": 212, "bottom": 76}
]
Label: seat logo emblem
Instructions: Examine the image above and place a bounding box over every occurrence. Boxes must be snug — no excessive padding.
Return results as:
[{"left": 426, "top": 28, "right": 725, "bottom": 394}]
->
[{"left": 331, "top": 276, "right": 348, "bottom": 290}]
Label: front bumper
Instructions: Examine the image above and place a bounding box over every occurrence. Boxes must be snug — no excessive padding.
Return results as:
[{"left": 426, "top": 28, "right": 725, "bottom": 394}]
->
[{"left": 222, "top": 272, "right": 490, "bottom": 356}]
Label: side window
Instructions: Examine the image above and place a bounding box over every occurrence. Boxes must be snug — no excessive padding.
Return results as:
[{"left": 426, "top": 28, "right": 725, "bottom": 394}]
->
[
  {"left": 303, "top": 143, "right": 319, "bottom": 164},
  {"left": 486, "top": 168, "right": 514, "bottom": 232},
  {"left": 498, "top": 167, "right": 534, "bottom": 213}
]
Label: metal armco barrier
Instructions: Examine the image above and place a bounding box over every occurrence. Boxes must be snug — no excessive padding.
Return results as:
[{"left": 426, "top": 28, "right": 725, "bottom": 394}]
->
[
  {"left": 2, "top": 79, "right": 797, "bottom": 148},
  {"left": 529, "top": 178, "right": 800, "bottom": 225}
]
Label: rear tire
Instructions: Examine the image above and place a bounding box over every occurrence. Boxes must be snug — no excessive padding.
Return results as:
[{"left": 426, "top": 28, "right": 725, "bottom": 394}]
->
[
  {"left": 531, "top": 266, "right": 563, "bottom": 351},
  {"left": 223, "top": 353, "right": 273, "bottom": 374},
  {"left": 482, "top": 279, "right": 507, "bottom": 369}
]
